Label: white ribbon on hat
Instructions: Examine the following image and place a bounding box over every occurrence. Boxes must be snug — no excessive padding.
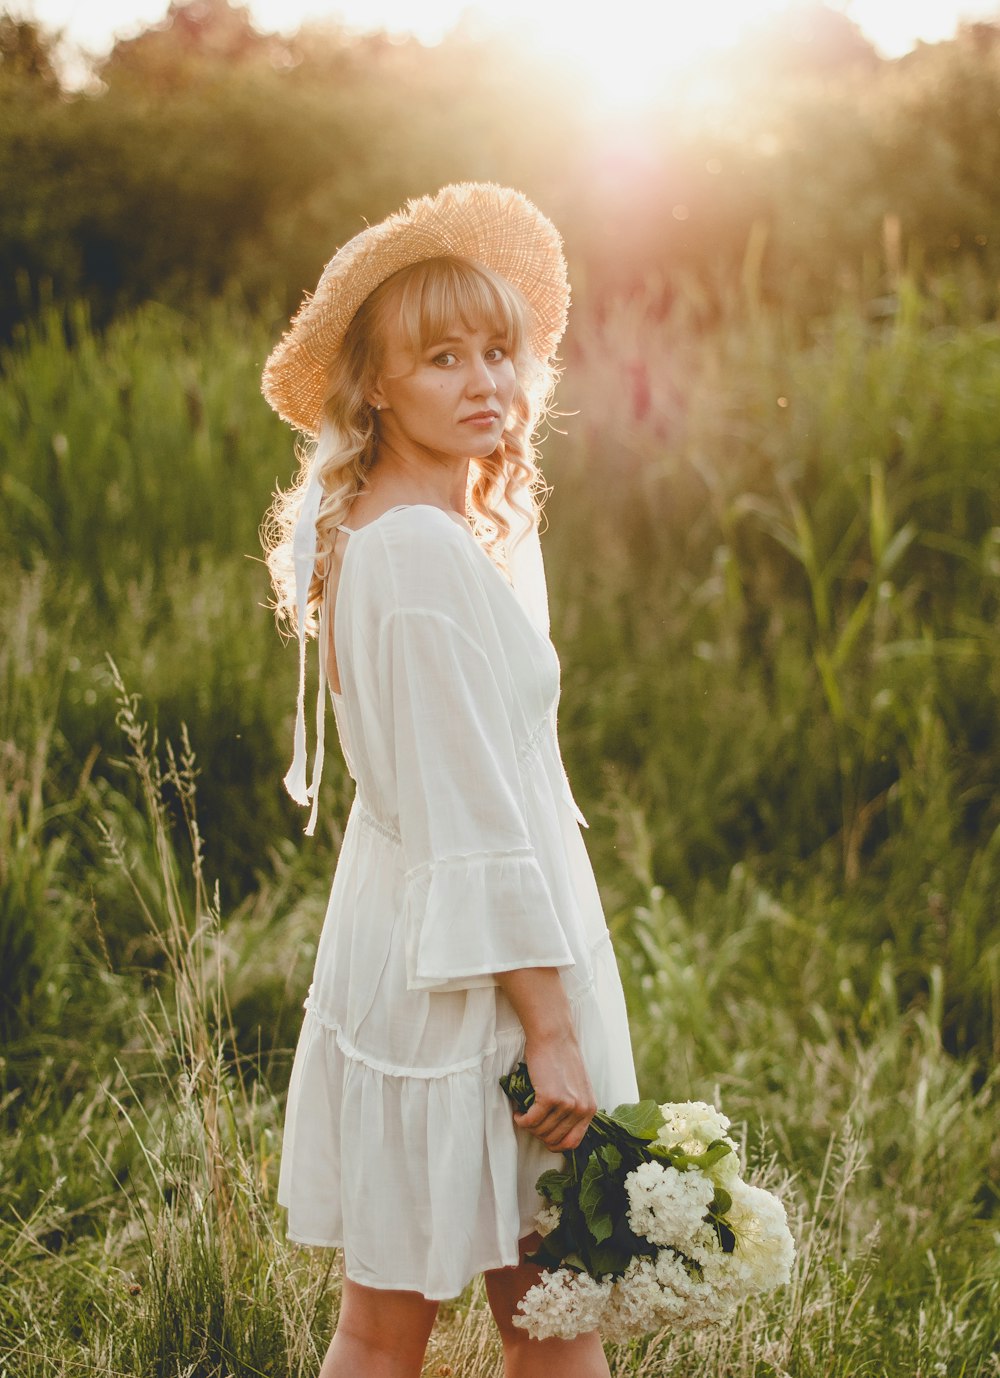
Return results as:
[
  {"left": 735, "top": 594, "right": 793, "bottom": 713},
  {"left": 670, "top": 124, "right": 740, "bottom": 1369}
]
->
[{"left": 284, "top": 456, "right": 327, "bottom": 835}]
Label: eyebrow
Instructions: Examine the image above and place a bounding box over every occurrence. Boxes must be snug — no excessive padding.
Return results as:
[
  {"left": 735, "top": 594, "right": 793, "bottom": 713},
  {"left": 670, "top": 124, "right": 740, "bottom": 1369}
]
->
[{"left": 426, "top": 331, "right": 506, "bottom": 349}]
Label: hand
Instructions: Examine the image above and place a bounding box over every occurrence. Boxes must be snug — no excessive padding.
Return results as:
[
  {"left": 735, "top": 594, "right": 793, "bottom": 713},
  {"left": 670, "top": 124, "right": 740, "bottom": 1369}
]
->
[{"left": 514, "top": 1035, "right": 597, "bottom": 1153}]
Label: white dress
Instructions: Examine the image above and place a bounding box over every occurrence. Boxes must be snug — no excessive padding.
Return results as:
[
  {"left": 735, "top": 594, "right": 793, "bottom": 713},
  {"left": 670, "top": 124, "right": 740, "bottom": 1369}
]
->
[{"left": 277, "top": 503, "right": 638, "bottom": 1300}]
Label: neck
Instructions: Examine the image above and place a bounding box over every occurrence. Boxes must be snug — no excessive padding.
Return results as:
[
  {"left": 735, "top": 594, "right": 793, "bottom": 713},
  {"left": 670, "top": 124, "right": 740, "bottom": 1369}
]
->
[{"left": 369, "top": 436, "right": 471, "bottom": 517}]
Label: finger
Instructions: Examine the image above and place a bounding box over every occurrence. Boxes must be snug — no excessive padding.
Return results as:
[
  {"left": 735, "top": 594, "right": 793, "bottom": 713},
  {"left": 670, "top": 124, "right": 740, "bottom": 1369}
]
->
[
  {"left": 514, "top": 1101, "right": 578, "bottom": 1135},
  {"left": 538, "top": 1102, "right": 596, "bottom": 1149},
  {"left": 513, "top": 1098, "right": 565, "bottom": 1129},
  {"left": 543, "top": 1110, "right": 592, "bottom": 1149},
  {"left": 551, "top": 1118, "right": 593, "bottom": 1152},
  {"left": 520, "top": 1106, "right": 581, "bottom": 1148}
]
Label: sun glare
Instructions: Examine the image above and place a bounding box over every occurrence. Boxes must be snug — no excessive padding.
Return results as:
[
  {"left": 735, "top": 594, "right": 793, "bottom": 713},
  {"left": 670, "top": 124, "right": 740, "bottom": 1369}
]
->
[
  {"left": 246, "top": 0, "right": 801, "bottom": 111},
  {"left": 24, "top": 0, "right": 995, "bottom": 75},
  {"left": 516, "top": 0, "right": 790, "bottom": 112}
]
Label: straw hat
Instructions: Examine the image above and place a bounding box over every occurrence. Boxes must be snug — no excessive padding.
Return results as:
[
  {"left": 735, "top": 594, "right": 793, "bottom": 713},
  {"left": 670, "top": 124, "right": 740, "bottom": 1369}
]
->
[{"left": 261, "top": 182, "right": 570, "bottom": 437}]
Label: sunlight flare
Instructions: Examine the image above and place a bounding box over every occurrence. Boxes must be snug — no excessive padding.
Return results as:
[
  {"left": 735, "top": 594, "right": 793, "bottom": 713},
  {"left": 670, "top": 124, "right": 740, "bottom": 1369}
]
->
[{"left": 512, "top": 0, "right": 789, "bottom": 111}]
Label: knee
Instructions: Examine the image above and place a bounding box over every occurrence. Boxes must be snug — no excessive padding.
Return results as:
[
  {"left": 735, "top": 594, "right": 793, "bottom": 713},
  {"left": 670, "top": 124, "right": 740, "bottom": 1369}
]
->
[
  {"left": 334, "top": 1280, "right": 438, "bottom": 1360},
  {"left": 487, "top": 1298, "right": 529, "bottom": 1348},
  {"left": 484, "top": 1264, "right": 610, "bottom": 1368},
  {"left": 335, "top": 1314, "right": 410, "bottom": 1356},
  {"left": 483, "top": 1259, "right": 539, "bottom": 1346}
]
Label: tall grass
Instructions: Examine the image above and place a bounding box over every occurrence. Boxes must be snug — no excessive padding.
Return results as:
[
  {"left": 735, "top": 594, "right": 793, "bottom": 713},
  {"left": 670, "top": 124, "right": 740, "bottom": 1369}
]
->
[
  {"left": 2, "top": 669, "right": 339, "bottom": 1377},
  {"left": 1, "top": 275, "right": 998, "bottom": 1373},
  {"left": 547, "top": 277, "right": 1000, "bottom": 1063}
]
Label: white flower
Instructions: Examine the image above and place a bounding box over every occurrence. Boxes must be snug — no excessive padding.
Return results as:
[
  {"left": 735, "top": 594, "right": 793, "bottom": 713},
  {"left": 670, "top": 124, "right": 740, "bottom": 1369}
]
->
[
  {"left": 601, "top": 1246, "right": 745, "bottom": 1339},
  {"left": 656, "top": 1100, "right": 741, "bottom": 1182},
  {"left": 686, "top": 1220, "right": 724, "bottom": 1266},
  {"left": 513, "top": 1268, "right": 613, "bottom": 1341},
  {"left": 688, "top": 1180, "right": 795, "bottom": 1308},
  {"left": 510, "top": 1092, "right": 795, "bottom": 1342},
  {"left": 654, "top": 1247, "right": 733, "bottom": 1326},
  {"left": 658, "top": 1100, "right": 736, "bottom": 1148},
  {"left": 535, "top": 1203, "right": 561, "bottom": 1237},
  {"left": 725, "top": 1180, "right": 796, "bottom": 1288},
  {"left": 654, "top": 1247, "right": 701, "bottom": 1298},
  {"left": 625, "top": 1159, "right": 716, "bottom": 1249},
  {"left": 601, "top": 1256, "right": 685, "bottom": 1340}
]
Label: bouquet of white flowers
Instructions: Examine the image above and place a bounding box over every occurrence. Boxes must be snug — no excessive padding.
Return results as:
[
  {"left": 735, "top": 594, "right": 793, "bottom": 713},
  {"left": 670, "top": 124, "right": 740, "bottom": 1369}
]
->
[{"left": 499, "top": 1064, "right": 795, "bottom": 1341}]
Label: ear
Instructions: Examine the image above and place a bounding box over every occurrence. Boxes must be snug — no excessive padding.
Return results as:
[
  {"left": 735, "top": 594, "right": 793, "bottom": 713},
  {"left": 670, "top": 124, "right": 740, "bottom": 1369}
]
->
[{"left": 365, "top": 387, "right": 388, "bottom": 412}]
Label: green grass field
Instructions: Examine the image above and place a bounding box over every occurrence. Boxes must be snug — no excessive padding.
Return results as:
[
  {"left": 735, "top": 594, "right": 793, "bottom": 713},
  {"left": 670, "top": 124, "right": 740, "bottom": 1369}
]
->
[{"left": 1, "top": 276, "right": 998, "bottom": 1375}]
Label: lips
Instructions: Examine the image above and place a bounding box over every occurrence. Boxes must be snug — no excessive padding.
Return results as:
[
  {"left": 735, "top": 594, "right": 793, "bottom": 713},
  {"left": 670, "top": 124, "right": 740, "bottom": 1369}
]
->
[{"left": 460, "top": 410, "right": 502, "bottom": 422}]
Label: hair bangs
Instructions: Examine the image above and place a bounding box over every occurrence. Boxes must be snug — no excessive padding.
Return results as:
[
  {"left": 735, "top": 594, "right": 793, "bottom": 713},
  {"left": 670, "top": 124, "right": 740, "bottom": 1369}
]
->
[{"left": 380, "top": 256, "right": 528, "bottom": 360}]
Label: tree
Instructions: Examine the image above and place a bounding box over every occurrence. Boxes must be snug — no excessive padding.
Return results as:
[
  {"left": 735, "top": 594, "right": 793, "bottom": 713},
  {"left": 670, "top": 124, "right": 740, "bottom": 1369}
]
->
[
  {"left": 0, "top": 14, "right": 60, "bottom": 90},
  {"left": 98, "top": 0, "right": 288, "bottom": 92},
  {"left": 734, "top": 1, "right": 880, "bottom": 82}
]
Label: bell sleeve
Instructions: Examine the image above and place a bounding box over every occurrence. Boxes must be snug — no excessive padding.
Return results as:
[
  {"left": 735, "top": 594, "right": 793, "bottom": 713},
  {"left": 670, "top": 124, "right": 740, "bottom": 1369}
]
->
[{"left": 379, "top": 601, "right": 576, "bottom": 995}]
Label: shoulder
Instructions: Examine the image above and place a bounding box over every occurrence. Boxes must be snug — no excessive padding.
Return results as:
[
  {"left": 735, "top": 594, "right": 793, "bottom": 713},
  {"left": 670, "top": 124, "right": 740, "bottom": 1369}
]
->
[
  {"left": 364, "top": 504, "right": 477, "bottom": 579},
  {"left": 350, "top": 505, "right": 489, "bottom": 624},
  {"left": 381, "top": 503, "right": 473, "bottom": 548}
]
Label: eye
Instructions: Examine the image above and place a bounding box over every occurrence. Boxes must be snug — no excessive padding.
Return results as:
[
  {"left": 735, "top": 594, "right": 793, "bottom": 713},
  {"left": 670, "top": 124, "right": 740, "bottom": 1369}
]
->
[
  {"left": 432, "top": 351, "right": 458, "bottom": 367},
  {"left": 485, "top": 346, "right": 508, "bottom": 363}
]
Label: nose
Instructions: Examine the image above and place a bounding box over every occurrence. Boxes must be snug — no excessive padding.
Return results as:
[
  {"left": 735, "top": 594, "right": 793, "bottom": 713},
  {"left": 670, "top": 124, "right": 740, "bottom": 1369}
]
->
[{"left": 467, "top": 355, "right": 497, "bottom": 397}]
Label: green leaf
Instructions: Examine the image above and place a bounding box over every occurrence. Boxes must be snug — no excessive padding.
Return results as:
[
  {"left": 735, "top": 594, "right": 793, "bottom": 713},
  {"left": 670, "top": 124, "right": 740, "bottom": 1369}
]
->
[
  {"left": 665, "top": 1140, "right": 734, "bottom": 1173},
  {"left": 548, "top": 1199, "right": 591, "bottom": 1259},
  {"left": 710, "top": 1186, "right": 732, "bottom": 1216},
  {"left": 599, "top": 1143, "right": 623, "bottom": 1173},
  {"left": 608, "top": 1212, "right": 658, "bottom": 1260},
  {"left": 585, "top": 1241, "right": 633, "bottom": 1279},
  {"left": 525, "top": 1235, "right": 566, "bottom": 1270},
  {"left": 536, "top": 1169, "right": 572, "bottom": 1205},
  {"left": 688, "top": 1141, "right": 734, "bottom": 1172},
  {"left": 646, "top": 1140, "right": 683, "bottom": 1165},
  {"left": 579, "top": 1154, "right": 614, "bottom": 1244},
  {"left": 606, "top": 1100, "right": 664, "bottom": 1140}
]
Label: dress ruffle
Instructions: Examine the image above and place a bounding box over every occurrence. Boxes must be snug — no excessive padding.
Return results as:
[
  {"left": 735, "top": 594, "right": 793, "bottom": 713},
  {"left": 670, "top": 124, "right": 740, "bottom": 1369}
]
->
[
  {"left": 403, "top": 849, "right": 576, "bottom": 993},
  {"left": 277, "top": 933, "right": 634, "bottom": 1300}
]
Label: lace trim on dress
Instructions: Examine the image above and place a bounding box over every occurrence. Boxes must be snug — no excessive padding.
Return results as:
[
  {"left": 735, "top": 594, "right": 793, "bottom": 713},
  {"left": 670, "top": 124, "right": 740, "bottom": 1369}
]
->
[
  {"left": 355, "top": 800, "right": 402, "bottom": 845},
  {"left": 517, "top": 714, "right": 550, "bottom": 766},
  {"left": 301, "top": 996, "right": 519, "bottom": 1078},
  {"left": 404, "top": 845, "right": 536, "bottom": 880},
  {"left": 300, "top": 943, "right": 612, "bottom": 1080}
]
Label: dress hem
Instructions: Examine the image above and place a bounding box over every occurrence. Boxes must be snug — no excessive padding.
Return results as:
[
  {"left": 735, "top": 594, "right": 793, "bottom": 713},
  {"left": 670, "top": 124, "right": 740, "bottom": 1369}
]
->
[
  {"left": 283, "top": 1233, "right": 537, "bottom": 1300},
  {"left": 408, "top": 953, "right": 575, "bottom": 992}
]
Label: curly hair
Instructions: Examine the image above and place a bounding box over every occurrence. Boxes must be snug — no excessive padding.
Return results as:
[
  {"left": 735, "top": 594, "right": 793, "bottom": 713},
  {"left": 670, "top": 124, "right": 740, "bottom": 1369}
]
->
[{"left": 261, "top": 255, "right": 559, "bottom": 638}]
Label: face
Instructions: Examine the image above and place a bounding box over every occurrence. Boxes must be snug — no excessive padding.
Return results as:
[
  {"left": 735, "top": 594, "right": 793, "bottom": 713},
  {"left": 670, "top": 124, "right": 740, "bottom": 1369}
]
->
[{"left": 370, "top": 318, "right": 517, "bottom": 463}]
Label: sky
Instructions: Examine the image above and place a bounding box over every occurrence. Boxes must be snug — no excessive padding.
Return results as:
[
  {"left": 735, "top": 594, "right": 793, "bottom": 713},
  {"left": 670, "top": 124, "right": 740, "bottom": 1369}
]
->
[{"left": 14, "top": 0, "right": 1000, "bottom": 67}]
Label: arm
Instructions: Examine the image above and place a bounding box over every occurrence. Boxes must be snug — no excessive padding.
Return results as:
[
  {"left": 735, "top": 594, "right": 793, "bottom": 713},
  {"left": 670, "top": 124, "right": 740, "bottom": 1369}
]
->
[
  {"left": 380, "top": 595, "right": 576, "bottom": 994},
  {"left": 370, "top": 516, "right": 592, "bottom": 1142},
  {"left": 495, "top": 966, "right": 597, "bottom": 1152}
]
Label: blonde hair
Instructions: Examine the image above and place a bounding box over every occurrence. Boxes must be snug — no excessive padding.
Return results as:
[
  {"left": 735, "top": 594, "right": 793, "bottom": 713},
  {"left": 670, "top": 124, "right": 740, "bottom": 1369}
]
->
[{"left": 261, "top": 255, "right": 558, "bottom": 637}]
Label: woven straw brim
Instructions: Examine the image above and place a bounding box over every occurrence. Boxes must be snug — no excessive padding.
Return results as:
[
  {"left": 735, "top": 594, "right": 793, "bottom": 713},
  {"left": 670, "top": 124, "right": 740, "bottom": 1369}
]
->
[{"left": 261, "top": 182, "right": 570, "bottom": 437}]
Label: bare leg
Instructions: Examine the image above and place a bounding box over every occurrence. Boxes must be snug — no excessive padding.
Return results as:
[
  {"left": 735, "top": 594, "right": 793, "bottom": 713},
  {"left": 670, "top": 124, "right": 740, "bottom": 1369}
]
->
[
  {"left": 317, "top": 1276, "right": 439, "bottom": 1378},
  {"left": 484, "top": 1234, "right": 611, "bottom": 1378}
]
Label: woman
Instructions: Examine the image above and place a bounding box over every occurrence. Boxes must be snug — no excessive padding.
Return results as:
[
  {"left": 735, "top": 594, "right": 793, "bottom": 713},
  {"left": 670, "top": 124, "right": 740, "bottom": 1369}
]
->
[{"left": 261, "top": 184, "right": 637, "bottom": 1378}]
